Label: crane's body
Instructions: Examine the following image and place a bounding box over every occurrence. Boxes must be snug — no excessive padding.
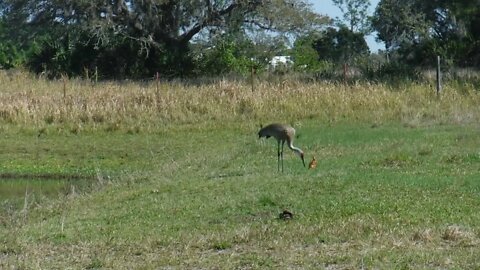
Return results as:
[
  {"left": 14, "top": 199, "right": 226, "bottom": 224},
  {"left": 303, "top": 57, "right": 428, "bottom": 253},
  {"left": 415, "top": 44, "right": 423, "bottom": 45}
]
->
[{"left": 258, "top": 123, "right": 305, "bottom": 172}]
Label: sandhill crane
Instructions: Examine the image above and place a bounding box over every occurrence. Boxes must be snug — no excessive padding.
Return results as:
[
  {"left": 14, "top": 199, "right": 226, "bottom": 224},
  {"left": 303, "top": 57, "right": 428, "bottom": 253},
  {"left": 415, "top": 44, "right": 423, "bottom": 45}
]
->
[{"left": 258, "top": 123, "right": 305, "bottom": 172}]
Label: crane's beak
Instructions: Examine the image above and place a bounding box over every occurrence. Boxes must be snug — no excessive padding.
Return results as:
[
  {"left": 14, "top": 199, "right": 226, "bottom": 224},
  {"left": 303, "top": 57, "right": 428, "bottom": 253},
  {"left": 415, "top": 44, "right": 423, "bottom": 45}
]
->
[{"left": 301, "top": 153, "right": 306, "bottom": 167}]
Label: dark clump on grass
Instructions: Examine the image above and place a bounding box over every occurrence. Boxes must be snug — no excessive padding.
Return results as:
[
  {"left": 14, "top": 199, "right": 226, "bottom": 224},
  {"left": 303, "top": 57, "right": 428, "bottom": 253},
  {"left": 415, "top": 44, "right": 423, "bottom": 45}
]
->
[
  {"left": 212, "top": 241, "right": 232, "bottom": 251},
  {"left": 278, "top": 209, "right": 294, "bottom": 220}
]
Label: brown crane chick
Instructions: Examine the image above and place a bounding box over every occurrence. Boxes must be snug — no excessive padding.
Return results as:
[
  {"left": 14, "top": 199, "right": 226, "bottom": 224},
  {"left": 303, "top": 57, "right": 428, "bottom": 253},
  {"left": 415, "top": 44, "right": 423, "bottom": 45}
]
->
[{"left": 308, "top": 156, "right": 317, "bottom": 169}]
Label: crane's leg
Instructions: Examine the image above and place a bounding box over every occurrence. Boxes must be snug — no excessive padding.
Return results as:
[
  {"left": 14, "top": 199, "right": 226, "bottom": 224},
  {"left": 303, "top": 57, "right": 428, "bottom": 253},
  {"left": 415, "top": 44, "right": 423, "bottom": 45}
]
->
[
  {"left": 281, "top": 140, "right": 285, "bottom": 172},
  {"left": 277, "top": 140, "right": 281, "bottom": 172}
]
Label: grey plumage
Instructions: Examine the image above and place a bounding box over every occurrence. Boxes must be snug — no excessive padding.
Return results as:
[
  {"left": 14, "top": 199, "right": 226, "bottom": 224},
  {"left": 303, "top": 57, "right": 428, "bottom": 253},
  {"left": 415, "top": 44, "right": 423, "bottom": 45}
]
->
[{"left": 258, "top": 123, "right": 305, "bottom": 172}]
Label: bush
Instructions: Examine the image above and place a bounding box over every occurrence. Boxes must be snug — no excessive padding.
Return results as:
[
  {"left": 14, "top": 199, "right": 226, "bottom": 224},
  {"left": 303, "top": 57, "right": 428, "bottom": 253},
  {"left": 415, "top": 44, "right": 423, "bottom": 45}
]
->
[{"left": 0, "top": 42, "right": 26, "bottom": 69}]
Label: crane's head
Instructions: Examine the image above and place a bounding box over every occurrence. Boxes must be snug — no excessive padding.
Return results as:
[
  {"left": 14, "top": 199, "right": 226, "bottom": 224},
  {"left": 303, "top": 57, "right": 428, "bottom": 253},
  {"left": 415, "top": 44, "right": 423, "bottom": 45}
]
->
[{"left": 297, "top": 151, "right": 305, "bottom": 167}]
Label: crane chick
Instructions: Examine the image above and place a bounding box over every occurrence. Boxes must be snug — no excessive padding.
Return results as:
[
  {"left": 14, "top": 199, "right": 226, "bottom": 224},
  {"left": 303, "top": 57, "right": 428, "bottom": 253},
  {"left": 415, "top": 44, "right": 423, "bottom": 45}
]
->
[{"left": 308, "top": 156, "right": 317, "bottom": 169}]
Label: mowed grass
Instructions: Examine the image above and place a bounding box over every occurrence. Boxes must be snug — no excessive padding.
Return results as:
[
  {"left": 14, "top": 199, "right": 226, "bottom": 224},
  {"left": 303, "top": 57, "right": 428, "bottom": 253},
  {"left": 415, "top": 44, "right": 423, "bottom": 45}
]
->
[
  {"left": 1, "top": 71, "right": 480, "bottom": 268},
  {"left": 1, "top": 121, "right": 480, "bottom": 269}
]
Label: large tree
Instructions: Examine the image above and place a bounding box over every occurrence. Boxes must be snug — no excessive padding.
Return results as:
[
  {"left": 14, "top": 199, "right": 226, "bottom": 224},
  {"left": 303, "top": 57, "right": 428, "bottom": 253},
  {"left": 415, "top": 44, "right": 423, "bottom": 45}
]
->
[
  {"left": 332, "top": 0, "right": 372, "bottom": 34},
  {"left": 372, "top": 0, "right": 429, "bottom": 51},
  {"left": 1, "top": 0, "right": 326, "bottom": 77},
  {"left": 314, "top": 26, "right": 370, "bottom": 64},
  {"left": 372, "top": 0, "right": 480, "bottom": 66}
]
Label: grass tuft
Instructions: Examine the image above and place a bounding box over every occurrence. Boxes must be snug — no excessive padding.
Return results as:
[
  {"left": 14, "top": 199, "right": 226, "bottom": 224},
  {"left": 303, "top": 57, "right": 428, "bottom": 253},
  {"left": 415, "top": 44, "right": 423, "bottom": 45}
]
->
[
  {"left": 412, "top": 228, "right": 434, "bottom": 243},
  {"left": 442, "top": 225, "right": 476, "bottom": 244}
]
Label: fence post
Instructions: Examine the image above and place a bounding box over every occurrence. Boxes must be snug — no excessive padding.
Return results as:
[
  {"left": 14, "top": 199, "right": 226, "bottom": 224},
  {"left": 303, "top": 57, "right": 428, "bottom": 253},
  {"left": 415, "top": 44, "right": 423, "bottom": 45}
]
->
[{"left": 436, "top": 55, "right": 442, "bottom": 96}]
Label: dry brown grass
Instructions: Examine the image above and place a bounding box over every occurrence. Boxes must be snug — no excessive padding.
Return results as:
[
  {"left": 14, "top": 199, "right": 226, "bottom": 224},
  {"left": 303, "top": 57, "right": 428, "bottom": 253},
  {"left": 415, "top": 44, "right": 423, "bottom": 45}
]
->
[{"left": 1, "top": 70, "right": 479, "bottom": 131}]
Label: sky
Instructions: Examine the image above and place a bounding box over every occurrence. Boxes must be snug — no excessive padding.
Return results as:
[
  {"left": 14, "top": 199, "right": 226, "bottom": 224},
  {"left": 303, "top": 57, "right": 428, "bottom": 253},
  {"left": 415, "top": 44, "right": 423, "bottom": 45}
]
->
[{"left": 309, "top": 0, "right": 384, "bottom": 52}]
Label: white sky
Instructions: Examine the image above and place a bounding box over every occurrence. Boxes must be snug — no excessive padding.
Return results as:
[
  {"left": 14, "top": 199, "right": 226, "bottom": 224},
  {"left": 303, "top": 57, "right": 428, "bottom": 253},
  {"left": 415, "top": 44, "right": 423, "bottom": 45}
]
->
[{"left": 309, "top": 0, "right": 384, "bottom": 52}]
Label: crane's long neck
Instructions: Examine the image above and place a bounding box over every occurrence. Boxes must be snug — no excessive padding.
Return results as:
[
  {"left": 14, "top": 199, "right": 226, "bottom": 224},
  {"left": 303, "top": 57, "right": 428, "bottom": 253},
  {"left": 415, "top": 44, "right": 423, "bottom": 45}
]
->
[
  {"left": 287, "top": 138, "right": 305, "bottom": 167},
  {"left": 287, "top": 139, "right": 303, "bottom": 155}
]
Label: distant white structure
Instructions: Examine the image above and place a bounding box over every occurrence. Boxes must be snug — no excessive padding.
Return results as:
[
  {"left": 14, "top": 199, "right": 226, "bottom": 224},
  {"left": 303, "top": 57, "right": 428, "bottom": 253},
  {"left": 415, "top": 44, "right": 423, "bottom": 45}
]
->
[{"left": 269, "top": 56, "right": 293, "bottom": 70}]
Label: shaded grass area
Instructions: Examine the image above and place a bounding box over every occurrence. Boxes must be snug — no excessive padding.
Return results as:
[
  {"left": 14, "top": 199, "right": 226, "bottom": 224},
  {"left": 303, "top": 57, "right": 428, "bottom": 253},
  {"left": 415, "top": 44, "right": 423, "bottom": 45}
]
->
[{"left": 1, "top": 122, "right": 480, "bottom": 269}]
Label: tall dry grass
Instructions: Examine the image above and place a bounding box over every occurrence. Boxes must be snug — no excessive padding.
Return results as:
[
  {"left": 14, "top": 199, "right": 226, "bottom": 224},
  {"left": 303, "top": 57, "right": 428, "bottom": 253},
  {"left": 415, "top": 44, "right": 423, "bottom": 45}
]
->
[{"left": 0, "top": 70, "right": 479, "bottom": 131}]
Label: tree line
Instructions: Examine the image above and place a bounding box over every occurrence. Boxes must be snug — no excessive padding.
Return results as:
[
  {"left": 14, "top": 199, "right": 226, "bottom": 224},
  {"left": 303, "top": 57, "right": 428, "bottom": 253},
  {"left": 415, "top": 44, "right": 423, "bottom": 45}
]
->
[{"left": 0, "top": 0, "right": 479, "bottom": 80}]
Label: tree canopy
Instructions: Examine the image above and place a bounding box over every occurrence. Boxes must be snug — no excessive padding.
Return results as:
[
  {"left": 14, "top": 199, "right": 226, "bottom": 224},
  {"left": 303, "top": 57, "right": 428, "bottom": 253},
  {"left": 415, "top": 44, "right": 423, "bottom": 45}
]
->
[
  {"left": 332, "top": 0, "right": 372, "bottom": 34},
  {"left": 372, "top": 0, "right": 480, "bottom": 66},
  {"left": 314, "top": 27, "right": 369, "bottom": 64},
  {"left": 1, "top": 0, "right": 479, "bottom": 78},
  {"left": 0, "top": 0, "right": 326, "bottom": 78}
]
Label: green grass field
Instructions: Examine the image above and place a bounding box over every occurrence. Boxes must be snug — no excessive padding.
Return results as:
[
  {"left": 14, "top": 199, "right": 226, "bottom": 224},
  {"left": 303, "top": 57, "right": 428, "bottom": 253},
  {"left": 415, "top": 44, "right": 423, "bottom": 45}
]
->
[{"left": 1, "top": 72, "right": 480, "bottom": 268}]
